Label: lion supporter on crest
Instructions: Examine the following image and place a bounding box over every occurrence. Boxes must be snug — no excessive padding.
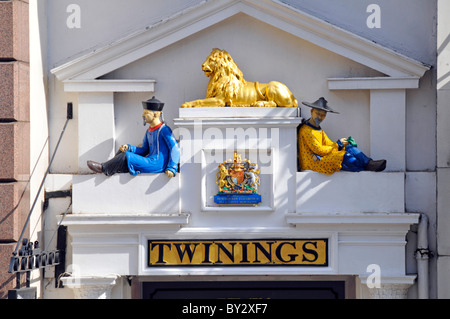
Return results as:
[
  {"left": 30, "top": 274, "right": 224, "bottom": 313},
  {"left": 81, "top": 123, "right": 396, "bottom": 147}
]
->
[{"left": 298, "top": 97, "right": 386, "bottom": 175}]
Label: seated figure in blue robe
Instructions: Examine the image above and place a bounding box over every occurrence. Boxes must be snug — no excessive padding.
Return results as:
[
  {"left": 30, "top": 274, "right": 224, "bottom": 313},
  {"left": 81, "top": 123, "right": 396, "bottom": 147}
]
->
[{"left": 87, "top": 96, "right": 180, "bottom": 178}]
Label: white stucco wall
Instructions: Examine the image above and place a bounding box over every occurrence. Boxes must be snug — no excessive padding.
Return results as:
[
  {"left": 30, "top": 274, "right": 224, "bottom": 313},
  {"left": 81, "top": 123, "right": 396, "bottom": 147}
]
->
[
  {"left": 29, "top": 0, "right": 50, "bottom": 298},
  {"left": 46, "top": 0, "right": 204, "bottom": 68},
  {"left": 282, "top": 0, "right": 436, "bottom": 66}
]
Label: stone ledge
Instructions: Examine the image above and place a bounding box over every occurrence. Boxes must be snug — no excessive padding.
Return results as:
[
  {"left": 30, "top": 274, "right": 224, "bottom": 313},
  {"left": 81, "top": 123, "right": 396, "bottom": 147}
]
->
[
  {"left": 63, "top": 79, "right": 156, "bottom": 93},
  {"left": 178, "top": 106, "right": 299, "bottom": 119},
  {"left": 328, "top": 77, "right": 420, "bottom": 90},
  {"left": 174, "top": 116, "right": 302, "bottom": 128},
  {"left": 286, "top": 212, "right": 419, "bottom": 229},
  {"left": 296, "top": 171, "right": 405, "bottom": 213},
  {"left": 60, "top": 213, "right": 190, "bottom": 226}
]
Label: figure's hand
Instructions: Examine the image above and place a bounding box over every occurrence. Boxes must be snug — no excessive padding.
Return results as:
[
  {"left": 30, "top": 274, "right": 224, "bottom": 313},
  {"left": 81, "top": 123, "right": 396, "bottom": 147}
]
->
[
  {"left": 165, "top": 170, "right": 175, "bottom": 178},
  {"left": 340, "top": 138, "right": 349, "bottom": 147},
  {"left": 119, "top": 144, "right": 129, "bottom": 152}
]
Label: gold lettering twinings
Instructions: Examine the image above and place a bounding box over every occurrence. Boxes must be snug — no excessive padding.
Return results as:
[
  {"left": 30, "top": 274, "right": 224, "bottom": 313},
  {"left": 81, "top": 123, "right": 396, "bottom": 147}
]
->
[{"left": 148, "top": 239, "right": 328, "bottom": 266}]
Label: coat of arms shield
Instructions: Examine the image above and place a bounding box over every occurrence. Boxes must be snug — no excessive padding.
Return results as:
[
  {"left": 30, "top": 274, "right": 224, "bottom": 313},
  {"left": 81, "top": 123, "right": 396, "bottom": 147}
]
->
[{"left": 214, "top": 151, "right": 261, "bottom": 205}]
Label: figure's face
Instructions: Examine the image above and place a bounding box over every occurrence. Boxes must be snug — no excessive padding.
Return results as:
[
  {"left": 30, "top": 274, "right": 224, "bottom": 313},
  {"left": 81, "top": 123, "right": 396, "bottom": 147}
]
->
[
  {"left": 142, "top": 110, "right": 161, "bottom": 125},
  {"left": 311, "top": 109, "right": 327, "bottom": 126}
]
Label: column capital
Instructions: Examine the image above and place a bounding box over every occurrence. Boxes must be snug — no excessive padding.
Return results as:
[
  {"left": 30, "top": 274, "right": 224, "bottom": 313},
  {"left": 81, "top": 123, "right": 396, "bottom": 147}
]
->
[
  {"left": 61, "top": 275, "right": 119, "bottom": 299},
  {"left": 359, "top": 275, "right": 416, "bottom": 299}
]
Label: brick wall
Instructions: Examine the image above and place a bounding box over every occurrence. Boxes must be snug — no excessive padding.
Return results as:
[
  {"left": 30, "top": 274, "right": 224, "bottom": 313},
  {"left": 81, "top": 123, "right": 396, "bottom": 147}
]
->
[{"left": 0, "top": 0, "right": 30, "bottom": 299}]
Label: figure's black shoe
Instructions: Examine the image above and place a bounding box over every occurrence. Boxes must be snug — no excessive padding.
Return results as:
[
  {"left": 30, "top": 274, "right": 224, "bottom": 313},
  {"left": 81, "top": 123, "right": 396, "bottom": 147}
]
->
[
  {"left": 366, "top": 159, "right": 386, "bottom": 172},
  {"left": 87, "top": 160, "right": 103, "bottom": 174}
]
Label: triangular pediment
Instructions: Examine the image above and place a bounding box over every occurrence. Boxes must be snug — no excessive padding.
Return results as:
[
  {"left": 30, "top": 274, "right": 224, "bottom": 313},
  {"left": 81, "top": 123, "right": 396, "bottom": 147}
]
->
[{"left": 51, "top": 0, "right": 430, "bottom": 81}]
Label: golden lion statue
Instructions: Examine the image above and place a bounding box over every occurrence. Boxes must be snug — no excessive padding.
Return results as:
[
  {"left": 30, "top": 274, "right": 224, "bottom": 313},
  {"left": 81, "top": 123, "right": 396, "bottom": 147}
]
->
[{"left": 181, "top": 48, "right": 298, "bottom": 108}]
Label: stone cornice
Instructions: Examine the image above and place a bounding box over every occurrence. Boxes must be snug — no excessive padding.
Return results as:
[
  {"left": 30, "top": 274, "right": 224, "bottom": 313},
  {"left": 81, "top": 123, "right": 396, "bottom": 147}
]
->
[{"left": 50, "top": 0, "right": 430, "bottom": 82}]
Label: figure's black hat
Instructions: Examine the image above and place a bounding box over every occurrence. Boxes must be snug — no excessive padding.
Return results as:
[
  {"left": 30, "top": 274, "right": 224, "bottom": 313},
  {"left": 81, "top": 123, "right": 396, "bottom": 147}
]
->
[
  {"left": 142, "top": 96, "right": 164, "bottom": 111},
  {"left": 302, "top": 97, "right": 339, "bottom": 114}
]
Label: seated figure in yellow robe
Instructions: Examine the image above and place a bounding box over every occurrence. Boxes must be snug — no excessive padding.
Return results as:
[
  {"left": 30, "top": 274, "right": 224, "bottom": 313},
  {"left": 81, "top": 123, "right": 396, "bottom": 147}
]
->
[{"left": 298, "top": 97, "right": 386, "bottom": 175}]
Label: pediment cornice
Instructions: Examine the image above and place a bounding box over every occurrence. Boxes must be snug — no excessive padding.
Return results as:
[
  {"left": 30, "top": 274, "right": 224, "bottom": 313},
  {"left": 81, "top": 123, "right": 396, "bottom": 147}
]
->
[{"left": 51, "top": 0, "right": 430, "bottom": 81}]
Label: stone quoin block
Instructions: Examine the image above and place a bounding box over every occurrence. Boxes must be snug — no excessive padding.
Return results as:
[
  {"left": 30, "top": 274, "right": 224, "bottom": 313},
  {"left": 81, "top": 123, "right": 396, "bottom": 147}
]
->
[
  {"left": 0, "top": 122, "right": 30, "bottom": 181},
  {"left": 0, "top": 243, "right": 21, "bottom": 299},
  {"left": 0, "top": 62, "right": 30, "bottom": 121},
  {"left": 0, "top": 0, "right": 29, "bottom": 62},
  {"left": 0, "top": 182, "right": 29, "bottom": 242}
]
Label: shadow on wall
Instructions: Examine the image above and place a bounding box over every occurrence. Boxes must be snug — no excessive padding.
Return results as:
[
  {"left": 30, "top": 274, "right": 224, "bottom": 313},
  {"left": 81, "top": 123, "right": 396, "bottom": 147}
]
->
[
  {"left": 73, "top": 173, "right": 180, "bottom": 214},
  {"left": 296, "top": 171, "right": 405, "bottom": 213}
]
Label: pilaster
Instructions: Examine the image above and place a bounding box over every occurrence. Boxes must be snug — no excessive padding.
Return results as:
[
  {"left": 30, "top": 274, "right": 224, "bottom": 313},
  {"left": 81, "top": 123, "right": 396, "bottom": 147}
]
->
[
  {"left": 369, "top": 89, "right": 406, "bottom": 171},
  {"left": 367, "top": 283, "right": 413, "bottom": 299},
  {"left": 61, "top": 275, "right": 118, "bottom": 299},
  {"left": 359, "top": 276, "right": 416, "bottom": 299},
  {"left": 77, "top": 92, "right": 115, "bottom": 173},
  {"left": 64, "top": 80, "right": 155, "bottom": 173},
  {"left": 328, "top": 77, "right": 416, "bottom": 172},
  {"left": 174, "top": 107, "right": 301, "bottom": 216}
]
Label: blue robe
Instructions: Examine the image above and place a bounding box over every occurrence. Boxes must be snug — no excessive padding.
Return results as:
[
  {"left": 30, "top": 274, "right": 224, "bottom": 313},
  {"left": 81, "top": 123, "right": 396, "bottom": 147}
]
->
[{"left": 125, "top": 124, "right": 179, "bottom": 176}]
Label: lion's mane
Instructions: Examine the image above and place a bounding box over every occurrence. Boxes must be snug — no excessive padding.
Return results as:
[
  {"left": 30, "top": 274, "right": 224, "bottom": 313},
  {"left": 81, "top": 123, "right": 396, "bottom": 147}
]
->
[{"left": 205, "top": 49, "right": 247, "bottom": 103}]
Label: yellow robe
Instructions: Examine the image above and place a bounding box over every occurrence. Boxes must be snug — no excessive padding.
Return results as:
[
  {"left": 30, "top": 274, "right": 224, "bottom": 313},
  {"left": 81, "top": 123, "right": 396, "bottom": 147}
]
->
[{"left": 298, "top": 123, "right": 346, "bottom": 175}]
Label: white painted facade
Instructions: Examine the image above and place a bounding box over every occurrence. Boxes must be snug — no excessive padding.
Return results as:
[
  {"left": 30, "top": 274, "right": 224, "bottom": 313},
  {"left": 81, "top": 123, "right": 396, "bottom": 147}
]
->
[{"left": 27, "top": 0, "right": 448, "bottom": 299}]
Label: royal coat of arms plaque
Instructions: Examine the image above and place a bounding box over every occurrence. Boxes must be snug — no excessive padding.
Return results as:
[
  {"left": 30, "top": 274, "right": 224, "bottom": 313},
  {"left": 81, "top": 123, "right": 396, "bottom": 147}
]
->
[{"left": 214, "top": 151, "right": 261, "bottom": 205}]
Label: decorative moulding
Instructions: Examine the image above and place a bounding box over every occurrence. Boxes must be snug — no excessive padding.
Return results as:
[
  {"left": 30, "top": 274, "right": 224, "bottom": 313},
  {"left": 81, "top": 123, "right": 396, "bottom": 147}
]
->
[
  {"left": 63, "top": 79, "right": 156, "bottom": 93},
  {"left": 328, "top": 77, "right": 421, "bottom": 91},
  {"left": 178, "top": 106, "right": 299, "bottom": 119},
  {"left": 61, "top": 275, "right": 119, "bottom": 299},
  {"left": 285, "top": 212, "right": 420, "bottom": 230},
  {"left": 60, "top": 213, "right": 190, "bottom": 227},
  {"left": 174, "top": 117, "right": 302, "bottom": 129}
]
